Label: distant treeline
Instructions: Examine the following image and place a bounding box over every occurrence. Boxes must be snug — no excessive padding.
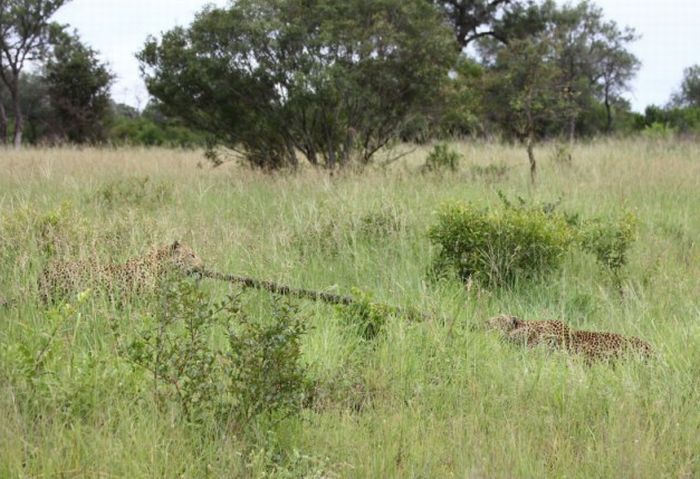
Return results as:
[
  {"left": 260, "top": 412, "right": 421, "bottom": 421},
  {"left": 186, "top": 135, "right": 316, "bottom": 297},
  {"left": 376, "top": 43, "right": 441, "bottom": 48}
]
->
[{"left": 1, "top": 0, "right": 699, "bottom": 155}]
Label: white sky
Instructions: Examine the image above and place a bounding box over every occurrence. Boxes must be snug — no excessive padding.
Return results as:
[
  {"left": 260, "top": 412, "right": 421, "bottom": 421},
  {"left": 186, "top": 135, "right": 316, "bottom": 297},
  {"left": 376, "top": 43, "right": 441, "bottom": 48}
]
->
[{"left": 54, "top": 0, "right": 700, "bottom": 112}]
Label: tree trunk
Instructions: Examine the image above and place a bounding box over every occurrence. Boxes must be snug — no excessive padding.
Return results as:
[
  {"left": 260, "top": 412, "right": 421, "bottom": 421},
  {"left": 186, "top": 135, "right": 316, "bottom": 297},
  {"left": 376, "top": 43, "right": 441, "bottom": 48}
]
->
[
  {"left": 11, "top": 90, "right": 22, "bottom": 149},
  {"left": 526, "top": 134, "right": 536, "bottom": 184},
  {"left": 568, "top": 116, "right": 576, "bottom": 145},
  {"left": 0, "top": 101, "right": 7, "bottom": 145},
  {"left": 604, "top": 95, "right": 613, "bottom": 134}
]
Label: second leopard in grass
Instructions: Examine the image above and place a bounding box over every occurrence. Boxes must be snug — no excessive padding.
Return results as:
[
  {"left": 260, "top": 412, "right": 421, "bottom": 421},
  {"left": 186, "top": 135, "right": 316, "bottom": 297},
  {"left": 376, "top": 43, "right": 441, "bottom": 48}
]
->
[
  {"left": 487, "top": 314, "right": 654, "bottom": 362},
  {"left": 38, "top": 241, "right": 203, "bottom": 302}
]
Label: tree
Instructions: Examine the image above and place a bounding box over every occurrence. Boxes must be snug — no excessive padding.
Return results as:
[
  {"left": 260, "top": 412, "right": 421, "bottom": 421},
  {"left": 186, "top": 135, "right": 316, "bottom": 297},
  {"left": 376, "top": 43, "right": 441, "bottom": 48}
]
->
[
  {"left": 480, "top": 1, "right": 639, "bottom": 138},
  {"left": 671, "top": 65, "right": 700, "bottom": 108},
  {"left": 44, "top": 29, "right": 114, "bottom": 143},
  {"left": 0, "top": 0, "right": 67, "bottom": 148},
  {"left": 140, "top": 0, "right": 456, "bottom": 169},
  {"left": 429, "top": 0, "right": 518, "bottom": 49},
  {"left": 480, "top": 36, "right": 569, "bottom": 183},
  {"left": 0, "top": 83, "right": 7, "bottom": 143},
  {"left": 587, "top": 14, "right": 639, "bottom": 133}
]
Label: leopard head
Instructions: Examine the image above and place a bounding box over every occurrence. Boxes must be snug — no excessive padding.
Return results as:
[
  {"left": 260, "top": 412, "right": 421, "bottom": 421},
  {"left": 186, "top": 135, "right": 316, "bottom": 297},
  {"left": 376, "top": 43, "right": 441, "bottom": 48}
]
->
[
  {"left": 486, "top": 314, "right": 524, "bottom": 333},
  {"left": 166, "top": 241, "right": 204, "bottom": 272}
]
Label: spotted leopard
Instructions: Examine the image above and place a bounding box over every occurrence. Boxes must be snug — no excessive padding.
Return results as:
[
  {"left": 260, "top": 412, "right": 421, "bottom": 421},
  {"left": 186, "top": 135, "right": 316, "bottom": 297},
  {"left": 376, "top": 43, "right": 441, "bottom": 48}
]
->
[
  {"left": 38, "top": 241, "right": 203, "bottom": 302},
  {"left": 487, "top": 314, "right": 654, "bottom": 362}
]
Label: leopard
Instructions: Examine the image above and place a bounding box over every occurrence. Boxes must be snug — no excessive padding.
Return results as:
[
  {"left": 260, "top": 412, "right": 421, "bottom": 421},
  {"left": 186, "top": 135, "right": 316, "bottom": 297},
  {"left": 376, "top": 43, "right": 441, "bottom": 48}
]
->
[
  {"left": 486, "top": 314, "right": 654, "bottom": 362},
  {"left": 38, "top": 241, "right": 203, "bottom": 303}
]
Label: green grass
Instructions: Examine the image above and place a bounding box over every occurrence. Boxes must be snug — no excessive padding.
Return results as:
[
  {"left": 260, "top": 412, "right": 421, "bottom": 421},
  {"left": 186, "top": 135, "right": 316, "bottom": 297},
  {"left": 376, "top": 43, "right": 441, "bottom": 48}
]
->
[{"left": 1, "top": 139, "right": 699, "bottom": 478}]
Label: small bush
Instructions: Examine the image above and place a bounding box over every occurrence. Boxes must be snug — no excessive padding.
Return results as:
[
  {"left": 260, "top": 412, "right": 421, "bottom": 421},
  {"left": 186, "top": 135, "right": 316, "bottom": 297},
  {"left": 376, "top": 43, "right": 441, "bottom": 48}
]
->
[
  {"left": 90, "top": 176, "right": 173, "bottom": 209},
  {"left": 336, "top": 289, "right": 392, "bottom": 341},
  {"left": 579, "top": 213, "right": 638, "bottom": 276},
  {"left": 428, "top": 201, "right": 574, "bottom": 287},
  {"left": 2, "top": 290, "right": 129, "bottom": 417},
  {"left": 423, "top": 143, "right": 461, "bottom": 172},
  {"left": 642, "top": 122, "right": 676, "bottom": 140},
  {"left": 118, "top": 278, "right": 310, "bottom": 428}
]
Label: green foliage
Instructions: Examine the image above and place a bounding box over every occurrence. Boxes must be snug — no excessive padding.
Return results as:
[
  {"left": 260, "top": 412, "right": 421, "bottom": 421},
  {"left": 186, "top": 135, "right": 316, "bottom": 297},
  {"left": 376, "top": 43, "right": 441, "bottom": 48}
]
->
[
  {"left": 0, "top": 0, "right": 70, "bottom": 147},
  {"left": 579, "top": 213, "right": 638, "bottom": 275},
  {"left": 2, "top": 290, "right": 128, "bottom": 417},
  {"left": 89, "top": 176, "right": 173, "bottom": 209},
  {"left": 671, "top": 64, "right": 700, "bottom": 108},
  {"left": 642, "top": 122, "right": 677, "bottom": 140},
  {"left": 44, "top": 29, "right": 114, "bottom": 143},
  {"left": 428, "top": 200, "right": 575, "bottom": 287},
  {"left": 480, "top": 36, "right": 573, "bottom": 143},
  {"left": 423, "top": 143, "right": 462, "bottom": 172},
  {"left": 108, "top": 115, "right": 207, "bottom": 148},
  {"left": 641, "top": 105, "right": 700, "bottom": 135},
  {"left": 139, "top": 0, "right": 456, "bottom": 169},
  {"left": 336, "top": 289, "right": 392, "bottom": 341},
  {"left": 119, "top": 278, "right": 310, "bottom": 427}
]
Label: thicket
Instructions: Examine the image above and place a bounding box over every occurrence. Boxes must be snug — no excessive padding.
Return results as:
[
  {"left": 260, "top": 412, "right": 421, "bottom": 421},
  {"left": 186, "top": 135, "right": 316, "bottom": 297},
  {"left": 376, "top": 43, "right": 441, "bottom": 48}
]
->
[
  {"left": 428, "top": 197, "right": 638, "bottom": 287},
  {"left": 116, "top": 279, "right": 311, "bottom": 428}
]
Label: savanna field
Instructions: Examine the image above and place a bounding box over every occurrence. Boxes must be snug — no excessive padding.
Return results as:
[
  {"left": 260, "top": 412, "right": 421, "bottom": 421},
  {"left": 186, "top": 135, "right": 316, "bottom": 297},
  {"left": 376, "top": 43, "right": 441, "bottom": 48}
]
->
[{"left": 1, "top": 140, "right": 699, "bottom": 478}]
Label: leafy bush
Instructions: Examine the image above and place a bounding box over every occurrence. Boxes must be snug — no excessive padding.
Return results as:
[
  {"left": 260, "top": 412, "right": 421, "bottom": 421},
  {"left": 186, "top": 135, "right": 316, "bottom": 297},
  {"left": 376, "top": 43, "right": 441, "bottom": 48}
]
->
[
  {"left": 642, "top": 122, "right": 676, "bottom": 140},
  {"left": 118, "top": 278, "right": 310, "bottom": 427},
  {"left": 90, "top": 176, "right": 173, "bottom": 209},
  {"left": 2, "top": 290, "right": 128, "bottom": 418},
  {"left": 579, "top": 213, "right": 638, "bottom": 276},
  {"left": 109, "top": 116, "right": 206, "bottom": 148},
  {"left": 427, "top": 201, "right": 574, "bottom": 287},
  {"left": 336, "top": 289, "right": 392, "bottom": 341},
  {"left": 423, "top": 143, "right": 462, "bottom": 172}
]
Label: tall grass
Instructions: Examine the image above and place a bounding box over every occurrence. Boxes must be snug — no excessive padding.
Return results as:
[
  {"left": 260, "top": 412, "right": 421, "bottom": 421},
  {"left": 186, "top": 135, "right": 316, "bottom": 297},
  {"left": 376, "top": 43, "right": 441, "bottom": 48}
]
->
[{"left": 1, "top": 140, "right": 699, "bottom": 478}]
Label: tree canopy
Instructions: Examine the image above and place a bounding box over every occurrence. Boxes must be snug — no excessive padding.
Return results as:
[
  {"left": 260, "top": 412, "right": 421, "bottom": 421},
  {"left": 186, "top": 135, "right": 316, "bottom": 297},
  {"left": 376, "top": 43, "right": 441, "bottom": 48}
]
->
[
  {"left": 139, "top": 0, "right": 457, "bottom": 169},
  {"left": 0, "top": 0, "right": 68, "bottom": 147}
]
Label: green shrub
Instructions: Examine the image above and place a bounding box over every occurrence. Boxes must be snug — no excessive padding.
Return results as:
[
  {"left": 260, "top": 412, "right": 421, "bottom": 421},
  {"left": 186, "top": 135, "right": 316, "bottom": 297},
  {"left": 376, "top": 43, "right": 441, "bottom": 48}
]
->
[
  {"left": 427, "top": 201, "right": 574, "bottom": 287},
  {"left": 579, "top": 213, "right": 638, "bottom": 276},
  {"left": 118, "top": 278, "right": 310, "bottom": 427},
  {"left": 642, "top": 122, "right": 676, "bottom": 140},
  {"left": 336, "top": 289, "right": 392, "bottom": 341},
  {"left": 423, "top": 143, "right": 461, "bottom": 172},
  {"left": 2, "top": 290, "right": 128, "bottom": 417}
]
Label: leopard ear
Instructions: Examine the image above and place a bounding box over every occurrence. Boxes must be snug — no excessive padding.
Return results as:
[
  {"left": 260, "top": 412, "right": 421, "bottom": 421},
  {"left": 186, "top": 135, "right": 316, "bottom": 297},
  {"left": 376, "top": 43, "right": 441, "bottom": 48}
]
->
[
  {"left": 511, "top": 316, "right": 523, "bottom": 328},
  {"left": 171, "top": 240, "right": 181, "bottom": 251}
]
